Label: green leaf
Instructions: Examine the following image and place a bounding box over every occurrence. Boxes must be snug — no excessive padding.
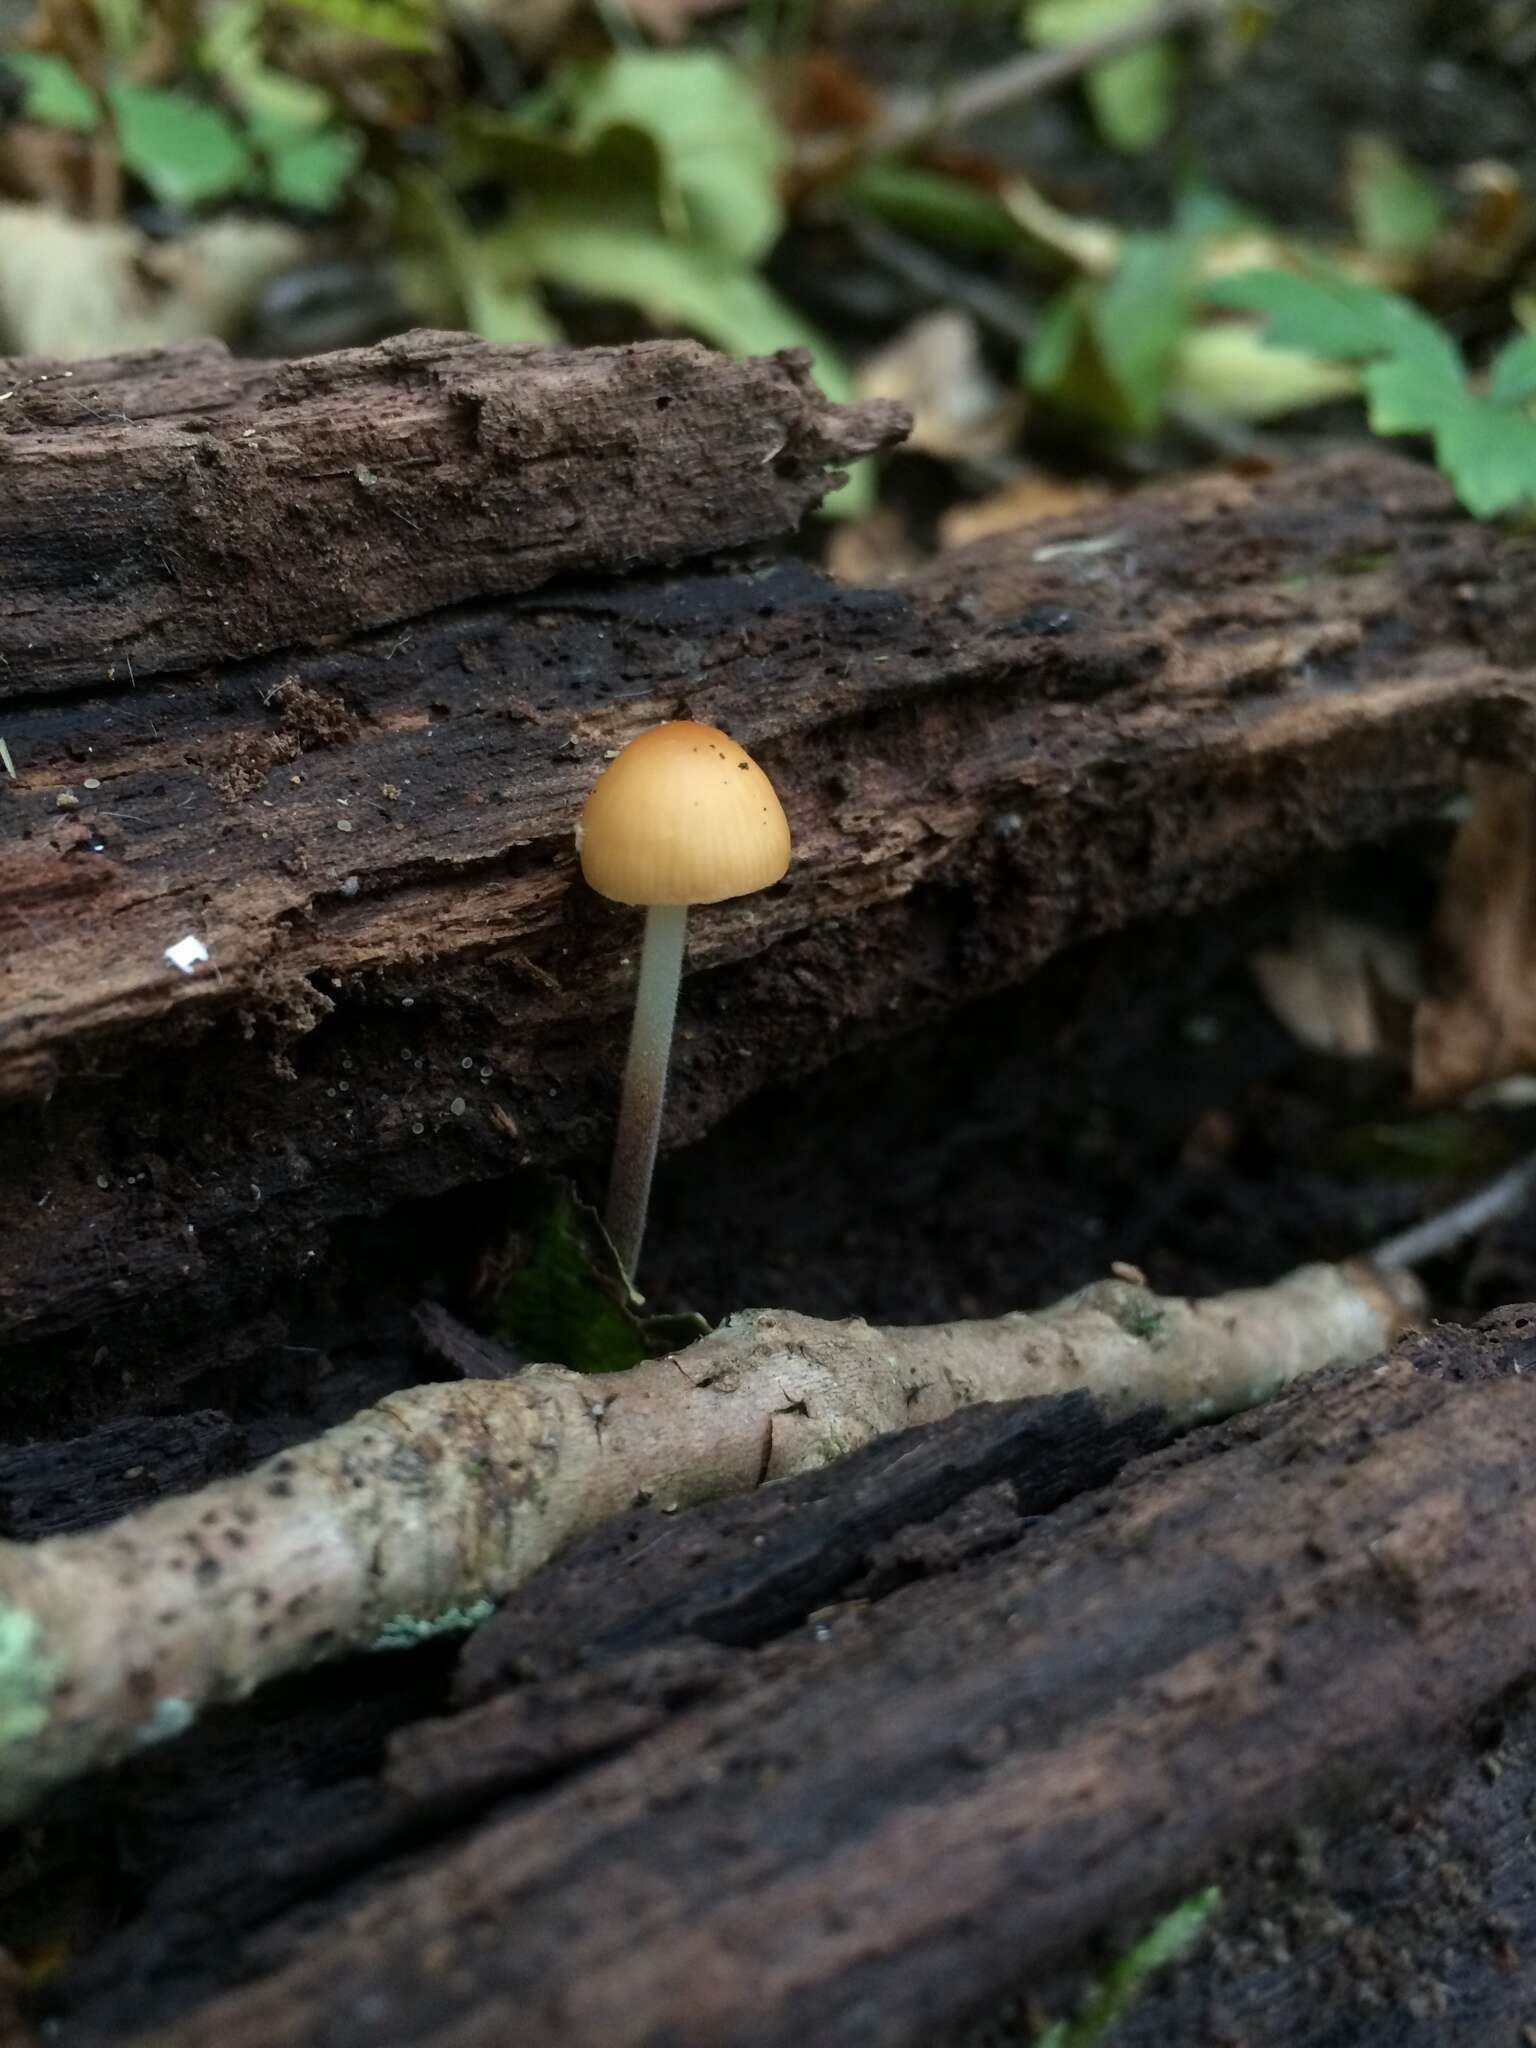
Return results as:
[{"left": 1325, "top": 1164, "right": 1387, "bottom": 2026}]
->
[
  {"left": 524, "top": 223, "right": 824, "bottom": 355},
  {"left": 4, "top": 51, "right": 99, "bottom": 132},
  {"left": 108, "top": 83, "right": 254, "bottom": 207},
  {"left": 1095, "top": 231, "right": 1199, "bottom": 426},
  {"left": 203, "top": 0, "right": 335, "bottom": 131},
  {"left": 1489, "top": 331, "right": 1536, "bottom": 406},
  {"left": 1328, "top": 1116, "right": 1513, "bottom": 1181},
  {"left": 843, "top": 161, "right": 1019, "bottom": 253},
  {"left": 1031, "top": 230, "right": 1198, "bottom": 433},
  {"left": 1083, "top": 40, "right": 1178, "bottom": 154},
  {"left": 394, "top": 173, "right": 562, "bottom": 344},
  {"left": 258, "top": 122, "right": 364, "bottom": 212},
  {"left": 1361, "top": 350, "right": 1465, "bottom": 434},
  {"left": 487, "top": 1182, "right": 708, "bottom": 1376},
  {"left": 446, "top": 112, "right": 669, "bottom": 238},
  {"left": 93, "top": 0, "right": 145, "bottom": 63},
  {"left": 1346, "top": 136, "right": 1444, "bottom": 258},
  {"left": 554, "top": 51, "right": 785, "bottom": 265},
  {"left": 1026, "top": 0, "right": 1177, "bottom": 154},
  {"left": 1433, "top": 400, "right": 1536, "bottom": 519},
  {"left": 1028, "top": 282, "right": 1089, "bottom": 394},
  {"left": 1205, "top": 266, "right": 1460, "bottom": 376},
  {"left": 1034, "top": 1890, "right": 1221, "bottom": 2048},
  {"left": 278, "top": 0, "right": 439, "bottom": 52}
]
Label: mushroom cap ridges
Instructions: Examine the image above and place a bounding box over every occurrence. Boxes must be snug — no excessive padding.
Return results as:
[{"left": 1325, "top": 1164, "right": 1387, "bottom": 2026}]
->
[{"left": 579, "top": 721, "right": 791, "bottom": 907}]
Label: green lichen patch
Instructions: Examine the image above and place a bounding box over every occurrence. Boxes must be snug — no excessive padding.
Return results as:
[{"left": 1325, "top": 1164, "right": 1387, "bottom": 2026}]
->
[
  {"left": 371, "top": 1598, "right": 495, "bottom": 1652},
  {"left": 0, "top": 1605, "right": 61, "bottom": 1746}
]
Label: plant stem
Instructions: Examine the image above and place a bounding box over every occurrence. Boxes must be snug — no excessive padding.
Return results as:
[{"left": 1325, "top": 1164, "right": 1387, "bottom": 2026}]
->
[{"left": 606, "top": 903, "right": 688, "bottom": 1285}]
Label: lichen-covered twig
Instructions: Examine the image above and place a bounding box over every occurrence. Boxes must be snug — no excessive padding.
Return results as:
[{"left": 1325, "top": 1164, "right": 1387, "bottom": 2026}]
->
[{"left": 0, "top": 1260, "right": 1415, "bottom": 1824}]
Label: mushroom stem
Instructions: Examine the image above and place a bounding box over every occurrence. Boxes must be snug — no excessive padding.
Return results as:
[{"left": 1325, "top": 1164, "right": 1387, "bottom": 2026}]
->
[{"left": 606, "top": 902, "right": 688, "bottom": 1283}]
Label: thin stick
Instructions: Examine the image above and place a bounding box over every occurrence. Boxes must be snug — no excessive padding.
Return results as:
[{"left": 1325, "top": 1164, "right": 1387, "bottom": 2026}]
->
[
  {"left": 869, "top": 0, "right": 1229, "bottom": 155},
  {"left": 0, "top": 1260, "right": 1411, "bottom": 1824},
  {"left": 606, "top": 903, "right": 688, "bottom": 1282},
  {"left": 1370, "top": 1153, "right": 1536, "bottom": 1272}
]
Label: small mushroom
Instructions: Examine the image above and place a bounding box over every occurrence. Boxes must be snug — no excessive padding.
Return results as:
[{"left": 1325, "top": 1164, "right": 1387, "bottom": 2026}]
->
[{"left": 580, "top": 721, "right": 791, "bottom": 1282}]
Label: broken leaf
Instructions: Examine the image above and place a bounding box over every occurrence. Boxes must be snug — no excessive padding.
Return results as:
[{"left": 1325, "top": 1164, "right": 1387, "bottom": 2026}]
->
[
  {"left": 1327, "top": 1115, "right": 1513, "bottom": 1182},
  {"left": 1414, "top": 765, "right": 1536, "bottom": 1103},
  {"left": 1036, "top": 1889, "right": 1221, "bottom": 2048},
  {"left": 485, "top": 1180, "right": 708, "bottom": 1375},
  {"left": 256, "top": 120, "right": 364, "bottom": 212},
  {"left": 395, "top": 172, "right": 561, "bottom": 342},
  {"left": 1488, "top": 331, "right": 1536, "bottom": 406},
  {"left": 1205, "top": 265, "right": 1459, "bottom": 372}
]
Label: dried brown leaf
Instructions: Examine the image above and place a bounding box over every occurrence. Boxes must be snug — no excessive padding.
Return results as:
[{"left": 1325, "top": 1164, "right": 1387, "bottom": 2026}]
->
[
  {"left": 1253, "top": 909, "right": 1421, "bottom": 1061},
  {"left": 0, "top": 204, "right": 306, "bottom": 357},
  {"left": 855, "top": 310, "right": 1022, "bottom": 463},
  {"left": 1414, "top": 764, "right": 1536, "bottom": 1102},
  {"left": 940, "top": 474, "right": 1110, "bottom": 551}
]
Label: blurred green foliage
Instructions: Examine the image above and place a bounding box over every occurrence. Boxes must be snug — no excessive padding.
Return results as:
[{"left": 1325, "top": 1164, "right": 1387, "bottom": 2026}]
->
[
  {"left": 1023, "top": 0, "right": 1178, "bottom": 154},
  {"left": 1211, "top": 265, "right": 1536, "bottom": 516},
  {"left": 4, "top": 0, "right": 1536, "bottom": 518}
]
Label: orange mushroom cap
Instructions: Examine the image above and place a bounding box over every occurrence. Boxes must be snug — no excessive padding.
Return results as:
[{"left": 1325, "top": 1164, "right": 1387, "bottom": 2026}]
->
[{"left": 579, "top": 721, "right": 791, "bottom": 907}]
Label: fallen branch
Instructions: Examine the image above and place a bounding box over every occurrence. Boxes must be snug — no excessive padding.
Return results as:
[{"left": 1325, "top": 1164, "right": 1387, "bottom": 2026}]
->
[{"left": 0, "top": 1258, "right": 1412, "bottom": 1824}]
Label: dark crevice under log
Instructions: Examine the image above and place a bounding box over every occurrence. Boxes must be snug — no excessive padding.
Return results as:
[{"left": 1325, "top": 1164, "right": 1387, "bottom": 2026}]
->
[
  {"left": 6, "top": 373, "right": 1536, "bottom": 1417},
  {"left": 25, "top": 1309, "right": 1536, "bottom": 2048}
]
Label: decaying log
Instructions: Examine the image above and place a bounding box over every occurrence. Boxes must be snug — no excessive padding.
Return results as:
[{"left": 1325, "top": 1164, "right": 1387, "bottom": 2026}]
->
[
  {"left": 5, "top": 349, "right": 1536, "bottom": 1421},
  {"left": 33, "top": 1308, "right": 1536, "bottom": 2048},
  {"left": 0, "top": 1259, "right": 1411, "bottom": 1825},
  {"left": 0, "top": 331, "right": 903, "bottom": 694}
]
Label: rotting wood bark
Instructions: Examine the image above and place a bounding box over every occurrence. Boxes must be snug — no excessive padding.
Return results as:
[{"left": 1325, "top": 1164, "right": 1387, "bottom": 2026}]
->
[
  {"left": 0, "top": 331, "right": 904, "bottom": 695},
  {"left": 31, "top": 1308, "right": 1536, "bottom": 2048},
  {"left": 5, "top": 415, "right": 1536, "bottom": 1419}
]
